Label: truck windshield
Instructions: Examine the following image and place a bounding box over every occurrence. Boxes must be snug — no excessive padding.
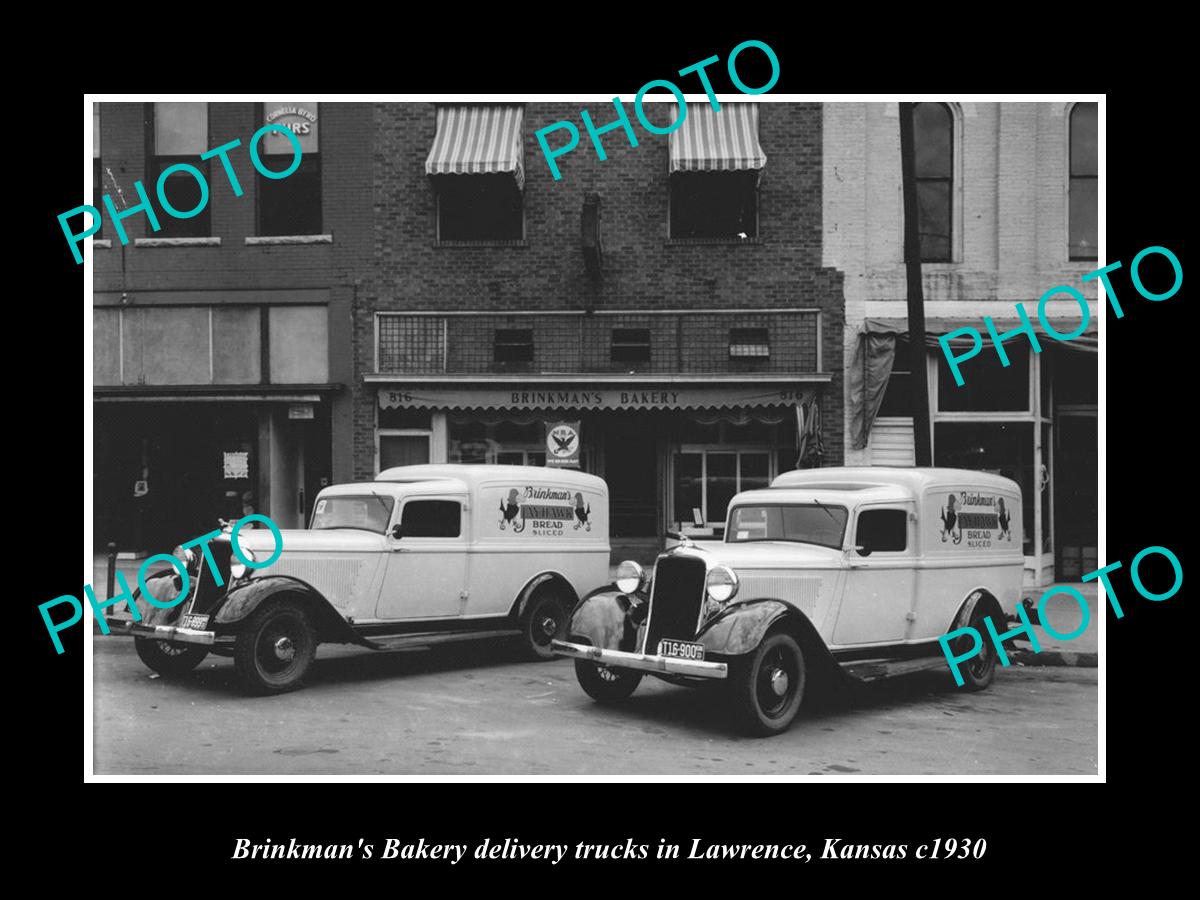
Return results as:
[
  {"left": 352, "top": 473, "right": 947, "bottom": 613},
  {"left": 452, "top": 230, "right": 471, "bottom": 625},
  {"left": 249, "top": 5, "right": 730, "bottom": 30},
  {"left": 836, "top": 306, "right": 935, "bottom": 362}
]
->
[
  {"left": 310, "top": 495, "right": 395, "bottom": 534},
  {"left": 727, "top": 504, "right": 849, "bottom": 549}
]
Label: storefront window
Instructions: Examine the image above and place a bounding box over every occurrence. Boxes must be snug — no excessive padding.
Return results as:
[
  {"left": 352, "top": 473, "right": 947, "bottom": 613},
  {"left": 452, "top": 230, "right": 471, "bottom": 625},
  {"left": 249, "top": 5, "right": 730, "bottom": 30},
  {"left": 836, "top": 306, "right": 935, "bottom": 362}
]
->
[
  {"left": 673, "top": 450, "right": 772, "bottom": 529},
  {"left": 377, "top": 407, "right": 433, "bottom": 472},
  {"left": 934, "top": 422, "right": 1034, "bottom": 556},
  {"left": 448, "top": 420, "right": 574, "bottom": 469},
  {"left": 937, "top": 345, "right": 1029, "bottom": 412}
]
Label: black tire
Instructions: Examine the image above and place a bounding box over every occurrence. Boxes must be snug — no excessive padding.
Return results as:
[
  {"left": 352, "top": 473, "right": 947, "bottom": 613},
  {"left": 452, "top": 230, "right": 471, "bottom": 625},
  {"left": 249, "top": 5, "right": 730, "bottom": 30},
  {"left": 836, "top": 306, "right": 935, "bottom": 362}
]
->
[
  {"left": 521, "top": 590, "right": 568, "bottom": 660},
  {"left": 233, "top": 601, "right": 317, "bottom": 695},
  {"left": 954, "top": 608, "right": 997, "bottom": 692},
  {"left": 728, "top": 632, "right": 807, "bottom": 736},
  {"left": 134, "top": 638, "right": 209, "bottom": 676},
  {"left": 574, "top": 660, "right": 643, "bottom": 703}
]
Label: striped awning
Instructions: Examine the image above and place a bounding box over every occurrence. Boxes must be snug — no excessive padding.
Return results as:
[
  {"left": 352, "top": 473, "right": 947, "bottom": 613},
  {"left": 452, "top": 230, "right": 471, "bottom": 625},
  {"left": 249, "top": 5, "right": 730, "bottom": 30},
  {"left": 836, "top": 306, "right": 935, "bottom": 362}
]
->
[
  {"left": 425, "top": 105, "right": 525, "bottom": 189},
  {"left": 669, "top": 103, "right": 766, "bottom": 174}
]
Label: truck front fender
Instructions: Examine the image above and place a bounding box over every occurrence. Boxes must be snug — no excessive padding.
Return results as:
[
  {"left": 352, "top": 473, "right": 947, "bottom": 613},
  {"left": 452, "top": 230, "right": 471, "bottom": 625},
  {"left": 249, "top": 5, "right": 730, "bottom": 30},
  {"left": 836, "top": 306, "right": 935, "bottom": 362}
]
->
[
  {"left": 212, "top": 575, "right": 364, "bottom": 645},
  {"left": 565, "top": 587, "right": 643, "bottom": 653},
  {"left": 697, "top": 598, "right": 842, "bottom": 684}
]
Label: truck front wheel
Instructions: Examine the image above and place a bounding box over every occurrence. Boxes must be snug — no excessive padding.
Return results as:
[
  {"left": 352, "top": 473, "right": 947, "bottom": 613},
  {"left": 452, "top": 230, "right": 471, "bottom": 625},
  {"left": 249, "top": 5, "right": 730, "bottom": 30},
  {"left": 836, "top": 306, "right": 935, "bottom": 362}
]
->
[
  {"left": 134, "top": 638, "right": 209, "bottom": 676},
  {"left": 728, "top": 632, "right": 807, "bottom": 736},
  {"left": 233, "top": 601, "right": 317, "bottom": 695},
  {"left": 574, "top": 660, "right": 643, "bottom": 703}
]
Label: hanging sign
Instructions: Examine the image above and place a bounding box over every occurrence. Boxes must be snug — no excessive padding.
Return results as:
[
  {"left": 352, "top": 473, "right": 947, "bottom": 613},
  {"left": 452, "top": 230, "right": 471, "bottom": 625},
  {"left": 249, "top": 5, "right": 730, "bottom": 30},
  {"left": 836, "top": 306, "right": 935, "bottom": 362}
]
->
[{"left": 545, "top": 421, "right": 581, "bottom": 468}]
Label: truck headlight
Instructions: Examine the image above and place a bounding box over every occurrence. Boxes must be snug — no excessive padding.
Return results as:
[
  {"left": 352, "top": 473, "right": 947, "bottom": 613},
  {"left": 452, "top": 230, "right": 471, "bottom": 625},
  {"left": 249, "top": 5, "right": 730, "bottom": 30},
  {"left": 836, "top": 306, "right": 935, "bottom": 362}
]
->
[
  {"left": 230, "top": 548, "right": 256, "bottom": 580},
  {"left": 706, "top": 565, "right": 739, "bottom": 604},
  {"left": 615, "top": 560, "right": 645, "bottom": 594}
]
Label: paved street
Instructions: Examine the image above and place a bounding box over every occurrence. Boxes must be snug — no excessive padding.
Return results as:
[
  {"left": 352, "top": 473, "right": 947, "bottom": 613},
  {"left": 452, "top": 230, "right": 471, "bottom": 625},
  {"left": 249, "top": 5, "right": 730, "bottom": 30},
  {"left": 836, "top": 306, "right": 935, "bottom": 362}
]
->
[{"left": 93, "top": 637, "right": 1097, "bottom": 776}]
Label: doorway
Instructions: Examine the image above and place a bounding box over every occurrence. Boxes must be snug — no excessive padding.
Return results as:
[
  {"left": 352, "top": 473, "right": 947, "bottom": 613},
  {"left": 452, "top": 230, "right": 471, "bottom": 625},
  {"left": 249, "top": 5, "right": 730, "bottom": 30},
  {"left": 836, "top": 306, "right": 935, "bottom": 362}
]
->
[
  {"left": 602, "top": 414, "right": 659, "bottom": 539},
  {"left": 1054, "top": 412, "right": 1098, "bottom": 580}
]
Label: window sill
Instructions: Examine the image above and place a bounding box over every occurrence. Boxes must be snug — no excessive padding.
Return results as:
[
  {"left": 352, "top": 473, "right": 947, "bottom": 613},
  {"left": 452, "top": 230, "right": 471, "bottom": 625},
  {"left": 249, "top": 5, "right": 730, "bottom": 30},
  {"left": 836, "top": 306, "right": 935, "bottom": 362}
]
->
[
  {"left": 245, "top": 234, "right": 333, "bottom": 246},
  {"left": 434, "top": 239, "right": 528, "bottom": 248},
  {"left": 665, "top": 237, "right": 760, "bottom": 247},
  {"left": 94, "top": 239, "right": 112, "bottom": 249},
  {"left": 134, "top": 237, "right": 221, "bottom": 248}
]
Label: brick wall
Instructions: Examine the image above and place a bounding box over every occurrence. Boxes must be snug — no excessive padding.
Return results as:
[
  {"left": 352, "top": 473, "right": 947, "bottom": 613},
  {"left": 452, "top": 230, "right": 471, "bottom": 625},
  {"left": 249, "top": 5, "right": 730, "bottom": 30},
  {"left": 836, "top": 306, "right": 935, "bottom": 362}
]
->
[{"left": 354, "top": 101, "right": 846, "bottom": 479}]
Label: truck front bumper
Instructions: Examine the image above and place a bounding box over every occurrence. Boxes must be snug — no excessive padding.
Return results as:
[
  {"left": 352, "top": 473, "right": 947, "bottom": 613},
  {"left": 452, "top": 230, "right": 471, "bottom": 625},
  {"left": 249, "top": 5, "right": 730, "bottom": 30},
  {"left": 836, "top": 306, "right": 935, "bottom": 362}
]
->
[
  {"left": 103, "top": 617, "right": 217, "bottom": 646},
  {"left": 552, "top": 640, "right": 728, "bottom": 679}
]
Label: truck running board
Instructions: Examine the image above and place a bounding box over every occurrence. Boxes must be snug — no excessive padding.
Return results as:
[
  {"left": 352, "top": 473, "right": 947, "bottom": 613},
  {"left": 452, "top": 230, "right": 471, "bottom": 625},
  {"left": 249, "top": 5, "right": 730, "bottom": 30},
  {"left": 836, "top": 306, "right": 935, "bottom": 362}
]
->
[
  {"left": 839, "top": 656, "right": 951, "bottom": 683},
  {"left": 363, "top": 629, "right": 523, "bottom": 652}
]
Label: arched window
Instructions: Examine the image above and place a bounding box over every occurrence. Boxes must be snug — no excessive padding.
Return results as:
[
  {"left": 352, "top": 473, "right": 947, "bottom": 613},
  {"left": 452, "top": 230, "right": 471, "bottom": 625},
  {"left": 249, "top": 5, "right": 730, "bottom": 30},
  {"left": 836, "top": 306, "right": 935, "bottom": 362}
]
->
[
  {"left": 1069, "top": 102, "right": 1098, "bottom": 261},
  {"left": 912, "top": 102, "right": 954, "bottom": 262}
]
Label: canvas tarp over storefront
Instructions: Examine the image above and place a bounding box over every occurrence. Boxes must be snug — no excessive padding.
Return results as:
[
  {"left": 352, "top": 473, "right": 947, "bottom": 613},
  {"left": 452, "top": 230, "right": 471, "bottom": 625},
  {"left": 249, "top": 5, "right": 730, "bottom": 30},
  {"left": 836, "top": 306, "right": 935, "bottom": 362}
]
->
[{"left": 849, "top": 316, "right": 1098, "bottom": 450}]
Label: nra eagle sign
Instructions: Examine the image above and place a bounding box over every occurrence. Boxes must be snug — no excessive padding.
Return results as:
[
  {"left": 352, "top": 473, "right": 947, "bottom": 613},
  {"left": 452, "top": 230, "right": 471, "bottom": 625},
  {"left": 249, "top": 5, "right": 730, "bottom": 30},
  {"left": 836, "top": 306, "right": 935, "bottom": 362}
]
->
[{"left": 545, "top": 421, "right": 581, "bottom": 468}]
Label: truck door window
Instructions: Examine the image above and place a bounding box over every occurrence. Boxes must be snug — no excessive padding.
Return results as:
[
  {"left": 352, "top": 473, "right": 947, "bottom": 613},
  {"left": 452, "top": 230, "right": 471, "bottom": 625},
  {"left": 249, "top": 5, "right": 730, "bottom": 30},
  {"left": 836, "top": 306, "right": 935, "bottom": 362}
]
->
[
  {"left": 856, "top": 509, "right": 907, "bottom": 553},
  {"left": 400, "top": 500, "right": 462, "bottom": 538}
]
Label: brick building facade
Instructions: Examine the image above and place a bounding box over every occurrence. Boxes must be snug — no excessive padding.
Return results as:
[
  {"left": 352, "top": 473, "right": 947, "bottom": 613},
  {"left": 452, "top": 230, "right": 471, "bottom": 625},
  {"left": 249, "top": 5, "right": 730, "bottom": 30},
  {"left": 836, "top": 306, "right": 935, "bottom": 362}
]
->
[
  {"left": 824, "top": 102, "right": 1099, "bottom": 586},
  {"left": 358, "top": 101, "right": 845, "bottom": 559},
  {"left": 91, "top": 102, "right": 371, "bottom": 552}
]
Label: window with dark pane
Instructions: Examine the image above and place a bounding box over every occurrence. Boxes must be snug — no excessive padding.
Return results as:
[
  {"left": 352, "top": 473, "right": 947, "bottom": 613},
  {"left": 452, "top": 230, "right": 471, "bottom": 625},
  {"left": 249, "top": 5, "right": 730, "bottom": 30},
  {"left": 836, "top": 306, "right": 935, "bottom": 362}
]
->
[
  {"left": 856, "top": 509, "right": 908, "bottom": 552},
  {"left": 611, "top": 328, "right": 651, "bottom": 365},
  {"left": 669, "top": 171, "right": 758, "bottom": 239},
  {"left": 913, "top": 102, "right": 952, "bottom": 262},
  {"left": 400, "top": 500, "right": 462, "bottom": 538},
  {"left": 493, "top": 328, "right": 534, "bottom": 368},
  {"left": 1069, "top": 102, "right": 1098, "bottom": 261},
  {"left": 93, "top": 106, "right": 103, "bottom": 239},
  {"left": 937, "top": 345, "right": 1029, "bottom": 412},
  {"left": 729, "top": 327, "right": 770, "bottom": 359},
  {"left": 258, "top": 102, "right": 321, "bottom": 236},
  {"left": 148, "top": 102, "right": 210, "bottom": 238},
  {"left": 437, "top": 174, "right": 523, "bottom": 242},
  {"left": 877, "top": 337, "right": 913, "bottom": 417}
]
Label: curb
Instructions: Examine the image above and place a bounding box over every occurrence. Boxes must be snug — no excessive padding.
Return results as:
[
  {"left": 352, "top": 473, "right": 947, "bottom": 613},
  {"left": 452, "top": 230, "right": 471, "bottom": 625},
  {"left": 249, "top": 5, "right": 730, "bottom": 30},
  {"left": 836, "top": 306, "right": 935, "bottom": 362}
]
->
[{"left": 1009, "top": 649, "right": 1098, "bottom": 668}]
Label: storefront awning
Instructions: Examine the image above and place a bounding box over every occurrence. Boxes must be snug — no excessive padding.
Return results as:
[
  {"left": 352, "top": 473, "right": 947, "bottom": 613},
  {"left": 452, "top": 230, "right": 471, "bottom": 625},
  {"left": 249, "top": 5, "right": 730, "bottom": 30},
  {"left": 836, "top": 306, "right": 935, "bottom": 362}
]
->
[
  {"left": 669, "top": 103, "right": 766, "bottom": 174},
  {"left": 378, "top": 381, "right": 819, "bottom": 412},
  {"left": 425, "top": 105, "right": 525, "bottom": 189},
  {"left": 849, "top": 315, "right": 1098, "bottom": 450}
]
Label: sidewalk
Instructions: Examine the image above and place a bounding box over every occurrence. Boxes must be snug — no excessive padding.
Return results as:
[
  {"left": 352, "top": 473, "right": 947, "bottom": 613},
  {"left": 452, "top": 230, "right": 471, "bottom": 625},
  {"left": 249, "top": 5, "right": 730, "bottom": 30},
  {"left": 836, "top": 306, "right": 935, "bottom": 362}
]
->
[{"left": 1008, "top": 582, "right": 1098, "bottom": 668}]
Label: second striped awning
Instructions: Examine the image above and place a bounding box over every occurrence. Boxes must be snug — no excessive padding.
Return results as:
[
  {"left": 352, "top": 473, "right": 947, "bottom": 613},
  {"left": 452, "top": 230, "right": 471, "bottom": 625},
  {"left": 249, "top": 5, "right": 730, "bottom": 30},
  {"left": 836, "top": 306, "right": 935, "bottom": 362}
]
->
[
  {"left": 425, "top": 105, "right": 525, "bottom": 190},
  {"left": 669, "top": 103, "right": 766, "bottom": 174}
]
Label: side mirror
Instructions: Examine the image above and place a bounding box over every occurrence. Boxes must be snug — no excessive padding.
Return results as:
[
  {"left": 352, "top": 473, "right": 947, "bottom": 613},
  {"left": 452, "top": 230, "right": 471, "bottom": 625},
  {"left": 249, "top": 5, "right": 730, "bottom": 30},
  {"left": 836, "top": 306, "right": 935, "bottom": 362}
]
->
[
  {"left": 851, "top": 544, "right": 872, "bottom": 557},
  {"left": 391, "top": 523, "right": 404, "bottom": 539}
]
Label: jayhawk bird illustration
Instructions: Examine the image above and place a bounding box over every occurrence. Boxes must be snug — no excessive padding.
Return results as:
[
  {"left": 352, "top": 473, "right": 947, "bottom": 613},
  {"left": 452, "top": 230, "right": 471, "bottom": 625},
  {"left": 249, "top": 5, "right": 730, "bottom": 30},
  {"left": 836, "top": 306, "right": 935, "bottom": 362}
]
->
[
  {"left": 574, "top": 492, "right": 591, "bottom": 531},
  {"left": 941, "top": 494, "right": 962, "bottom": 544},
  {"left": 997, "top": 497, "right": 1012, "bottom": 540},
  {"left": 499, "top": 489, "right": 524, "bottom": 532}
]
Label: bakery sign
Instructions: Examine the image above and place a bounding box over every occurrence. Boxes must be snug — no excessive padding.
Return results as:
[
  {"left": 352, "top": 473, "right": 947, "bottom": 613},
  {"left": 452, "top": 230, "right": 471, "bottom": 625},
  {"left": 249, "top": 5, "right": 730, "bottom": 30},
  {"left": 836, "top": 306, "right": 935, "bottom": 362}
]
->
[{"left": 378, "top": 385, "right": 816, "bottom": 411}]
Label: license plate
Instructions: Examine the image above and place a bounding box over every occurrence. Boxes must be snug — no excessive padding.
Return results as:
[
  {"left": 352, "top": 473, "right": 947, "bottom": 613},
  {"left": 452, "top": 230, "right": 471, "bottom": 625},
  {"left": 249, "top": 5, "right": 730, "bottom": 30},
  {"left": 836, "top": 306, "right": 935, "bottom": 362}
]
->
[
  {"left": 657, "top": 639, "right": 705, "bottom": 661},
  {"left": 181, "top": 614, "right": 210, "bottom": 631}
]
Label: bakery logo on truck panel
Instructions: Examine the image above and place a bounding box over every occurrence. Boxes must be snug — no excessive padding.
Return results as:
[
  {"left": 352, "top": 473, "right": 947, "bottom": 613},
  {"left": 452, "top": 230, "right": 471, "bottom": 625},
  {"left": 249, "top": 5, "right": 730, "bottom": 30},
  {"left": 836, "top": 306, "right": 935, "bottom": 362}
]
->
[
  {"left": 498, "top": 487, "right": 588, "bottom": 536},
  {"left": 940, "top": 492, "right": 1012, "bottom": 548}
]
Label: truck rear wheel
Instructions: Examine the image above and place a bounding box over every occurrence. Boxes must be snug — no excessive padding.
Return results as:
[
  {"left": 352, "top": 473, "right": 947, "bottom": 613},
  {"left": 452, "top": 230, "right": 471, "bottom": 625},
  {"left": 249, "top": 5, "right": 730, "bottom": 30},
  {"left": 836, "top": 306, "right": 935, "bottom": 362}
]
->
[
  {"left": 728, "top": 632, "right": 807, "bottom": 736},
  {"left": 134, "top": 638, "right": 209, "bottom": 677},
  {"left": 574, "top": 660, "right": 643, "bottom": 703},
  {"left": 233, "top": 601, "right": 317, "bottom": 695},
  {"left": 955, "top": 608, "right": 997, "bottom": 692},
  {"left": 521, "top": 590, "right": 568, "bottom": 660}
]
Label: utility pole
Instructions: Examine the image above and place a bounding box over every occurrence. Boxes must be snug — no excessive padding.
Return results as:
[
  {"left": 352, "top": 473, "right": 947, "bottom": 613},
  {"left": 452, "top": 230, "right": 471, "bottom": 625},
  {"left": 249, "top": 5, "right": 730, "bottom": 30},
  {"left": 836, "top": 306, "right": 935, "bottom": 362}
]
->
[{"left": 898, "top": 102, "right": 933, "bottom": 467}]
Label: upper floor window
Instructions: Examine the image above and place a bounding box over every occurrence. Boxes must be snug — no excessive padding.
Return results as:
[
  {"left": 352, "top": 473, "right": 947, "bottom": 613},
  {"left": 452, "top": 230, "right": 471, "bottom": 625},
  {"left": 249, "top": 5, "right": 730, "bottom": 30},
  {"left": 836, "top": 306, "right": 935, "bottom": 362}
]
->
[
  {"left": 493, "top": 328, "right": 534, "bottom": 369},
  {"left": 668, "top": 103, "right": 765, "bottom": 241},
  {"left": 912, "top": 102, "right": 953, "bottom": 262},
  {"left": 1069, "top": 102, "right": 1098, "bottom": 261},
  {"left": 258, "top": 101, "right": 322, "bottom": 236},
  {"left": 729, "top": 327, "right": 770, "bottom": 359},
  {"left": 149, "top": 102, "right": 210, "bottom": 238},
  {"left": 437, "top": 174, "right": 523, "bottom": 242},
  {"left": 611, "top": 327, "right": 651, "bottom": 366},
  {"left": 427, "top": 105, "right": 525, "bottom": 243}
]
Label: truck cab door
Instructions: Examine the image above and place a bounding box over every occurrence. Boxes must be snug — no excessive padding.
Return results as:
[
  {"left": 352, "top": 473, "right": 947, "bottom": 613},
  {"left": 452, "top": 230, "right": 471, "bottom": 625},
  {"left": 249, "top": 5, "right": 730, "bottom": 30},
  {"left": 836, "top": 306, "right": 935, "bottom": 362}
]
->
[
  {"left": 830, "top": 504, "right": 916, "bottom": 646},
  {"left": 376, "top": 496, "right": 468, "bottom": 620}
]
